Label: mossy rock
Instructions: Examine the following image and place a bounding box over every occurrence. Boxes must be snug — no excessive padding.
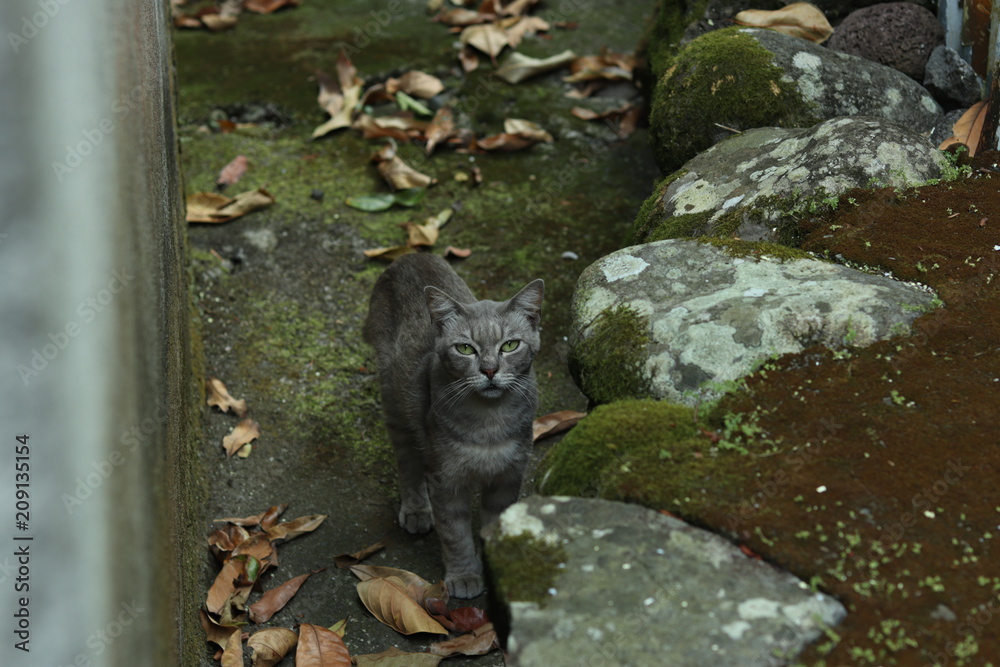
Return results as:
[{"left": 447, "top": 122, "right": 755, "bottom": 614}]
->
[
  {"left": 539, "top": 399, "right": 733, "bottom": 516},
  {"left": 650, "top": 27, "right": 818, "bottom": 174},
  {"left": 567, "top": 303, "right": 653, "bottom": 406}
]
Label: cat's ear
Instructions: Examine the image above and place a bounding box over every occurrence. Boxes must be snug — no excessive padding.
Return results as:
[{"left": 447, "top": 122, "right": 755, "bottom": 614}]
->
[
  {"left": 507, "top": 279, "right": 544, "bottom": 328},
  {"left": 425, "top": 286, "right": 464, "bottom": 328}
]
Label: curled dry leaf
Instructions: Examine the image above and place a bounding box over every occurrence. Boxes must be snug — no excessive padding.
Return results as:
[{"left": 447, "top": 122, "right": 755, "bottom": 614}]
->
[
  {"left": 571, "top": 103, "right": 641, "bottom": 138},
  {"left": 206, "top": 557, "right": 249, "bottom": 615},
  {"left": 460, "top": 23, "right": 509, "bottom": 61},
  {"left": 353, "top": 115, "right": 414, "bottom": 142},
  {"left": 477, "top": 133, "right": 536, "bottom": 151},
  {"left": 402, "top": 208, "right": 454, "bottom": 247},
  {"left": 200, "top": 609, "right": 237, "bottom": 650},
  {"left": 504, "top": 15, "right": 549, "bottom": 48},
  {"left": 445, "top": 246, "right": 472, "bottom": 259},
  {"left": 328, "top": 618, "right": 348, "bottom": 637},
  {"left": 376, "top": 155, "right": 437, "bottom": 189},
  {"left": 504, "top": 118, "right": 553, "bottom": 143},
  {"left": 349, "top": 565, "right": 447, "bottom": 607},
  {"left": 424, "top": 106, "right": 457, "bottom": 156},
  {"left": 353, "top": 647, "right": 443, "bottom": 667},
  {"left": 363, "top": 246, "right": 417, "bottom": 262},
  {"left": 436, "top": 8, "right": 493, "bottom": 26},
  {"left": 206, "top": 377, "right": 249, "bottom": 417},
  {"left": 389, "top": 71, "right": 445, "bottom": 99},
  {"left": 223, "top": 418, "right": 261, "bottom": 457},
  {"left": 208, "top": 523, "right": 251, "bottom": 560},
  {"left": 260, "top": 504, "right": 288, "bottom": 530},
  {"left": 448, "top": 606, "right": 490, "bottom": 633},
  {"left": 429, "top": 622, "right": 500, "bottom": 657},
  {"left": 458, "top": 45, "right": 480, "bottom": 73},
  {"left": 532, "top": 410, "right": 586, "bottom": 442},
  {"left": 231, "top": 533, "right": 275, "bottom": 567},
  {"left": 265, "top": 513, "right": 327, "bottom": 543},
  {"left": 312, "top": 51, "right": 364, "bottom": 139},
  {"left": 221, "top": 628, "right": 246, "bottom": 667},
  {"left": 216, "top": 155, "right": 249, "bottom": 189},
  {"left": 334, "top": 540, "right": 387, "bottom": 569},
  {"left": 734, "top": 2, "right": 833, "bottom": 44},
  {"left": 187, "top": 188, "right": 275, "bottom": 224},
  {"left": 495, "top": 49, "right": 577, "bottom": 84},
  {"left": 247, "top": 627, "right": 298, "bottom": 667},
  {"left": 296, "top": 623, "right": 352, "bottom": 667},
  {"left": 248, "top": 571, "right": 317, "bottom": 623},
  {"left": 357, "top": 576, "right": 449, "bottom": 635},
  {"left": 940, "top": 100, "right": 988, "bottom": 156},
  {"left": 501, "top": 0, "right": 539, "bottom": 16}
]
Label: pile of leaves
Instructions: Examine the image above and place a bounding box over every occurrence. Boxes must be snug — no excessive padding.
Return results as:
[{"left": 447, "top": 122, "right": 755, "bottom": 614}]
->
[
  {"left": 172, "top": 0, "right": 300, "bottom": 31},
  {"left": 201, "top": 505, "right": 501, "bottom": 666}
]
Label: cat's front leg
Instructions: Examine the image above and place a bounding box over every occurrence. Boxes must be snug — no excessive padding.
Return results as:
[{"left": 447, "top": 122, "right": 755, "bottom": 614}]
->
[{"left": 428, "top": 481, "right": 482, "bottom": 598}]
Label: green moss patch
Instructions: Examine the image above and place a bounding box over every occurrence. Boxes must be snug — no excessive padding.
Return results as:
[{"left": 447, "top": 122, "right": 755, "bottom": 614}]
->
[
  {"left": 569, "top": 304, "right": 653, "bottom": 405},
  {"left": 486, "top": 532, "right": 568, "bottom": 607},
  {"left": 697, "top": 237, "right": 813, "bottom": 262},
  {"left": 649, "top": 27, "right": 819, "bottom": 174}
]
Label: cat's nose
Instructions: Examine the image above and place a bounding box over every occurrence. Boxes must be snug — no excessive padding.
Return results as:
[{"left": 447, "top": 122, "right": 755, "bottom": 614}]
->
[{"left": 481, "top": 367, "right": 498, "bottom": 379}]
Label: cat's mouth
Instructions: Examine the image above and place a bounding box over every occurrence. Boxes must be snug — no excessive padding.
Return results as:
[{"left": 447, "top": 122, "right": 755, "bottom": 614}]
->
[{"left": 479, "top": 384, "right": 504, "bottom": 399}]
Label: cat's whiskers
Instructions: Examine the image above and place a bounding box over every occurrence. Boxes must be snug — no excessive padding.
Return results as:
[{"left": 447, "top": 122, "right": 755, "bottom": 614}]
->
[{"left": 432, "top": 376, "right": 478, "bottom": 412}]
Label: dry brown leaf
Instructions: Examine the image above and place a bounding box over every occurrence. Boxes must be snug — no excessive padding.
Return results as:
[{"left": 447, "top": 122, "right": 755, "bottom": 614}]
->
[
  {"left": 504, "top": 15, "right": 549, "bottom": 48},
  {"left": 424, "top": 106, "right": 457, "bottom": 156},
  {"left": 357, "top": 576, "right": 449, "bottom": 635},
  {"left": 504, "top": 118, "right": 553, "bottom": 143},
  {"left": 734, "top": 2, "right": 833, "bottom": 44},
  {"left": 187, "top": 188, "right": 275, "bottom": 224},
  {"left": 222, "top": 418, "right": 261, "bottom": 457},
  {"left": 221, "top": 628, "right": 245, "bottom": 667},
  {"left": 201, "top": 13, "right": 239, "bottom": 31},
  {"left": 394, "top": 71, "right": 445, "bottom": 99},
  {"left": 500, "top": 0, "right": 539, "bottom": 16},
  {"left": 200, "top": 609, "right": 238, "bottom": 650},
  {"left": 208, "top": 524, "right": 251, "bottom": 560},
  {"left": 458, "top": 45, "right": 480, "bottom": 73},
  {"left": 363, "top": 246, "right": 417, "bottom": 262},
  {"left": 206, "top": 558, "right": 247, "bottom": 615},
  {"left": 217, "top": 155, "right": 249, "bottom": 189},
  {"left": 495, "top": 49, "right": 577, "bottom": 84},
  {"left": 372, "top": 144, "right": 437, "bottom": 189},
  {"left": 402, "top": 209, "right": 454, "bottom": 247},
  {"left": 446, "top": 606, "right": 490, "bottom": 633},
  {"left": 334, "top": 540, "right": 387, "bottom": 569},
  {"left": 445, "top": 246, "right": 472, "bottom": 259},
  {"left": 437, "top": 8, "right": 493, "bottom": 26},
  {"left": 260, "top": 504, "right": 288, "bottom": 530},
  {"left": 244, "top": 0, "right": 299, "bottom": 13},
  {"left": 353, "top": 647, "right": 443, "bottom": 667},
  {"left": 460, "top": 24, "right": 509, "bottom": 61},
  {"left": 476, "top": 133, "right": 535, "bottom": 151},
  {"left": 940, "top": 100, "right": 988, "bottom": 156},
  {"left": 312, "top": 52, "right": 364, "bottom": 139},
  {"left": 248, "top": 571, "right": 318, "bottom": 623},
  {"left": 353, "top": 114, "right": 414, "bottom": 142},
  {"left": 570, "top": 103, "right": 641, "bottom": 138},
  {"left": 348, "top": 565, "right": 447, "bottom": 607},
  {"left": 206, "top": 377, "right": 249, "bottom": 417},
  {"left": 429, "top": 622, "right": 500, "bottom": 657},
  {"left": 232, "top": 532, "right": 275, "bottom": 566},
  {"left": 532, "top": 410, "right": 586, "bottom": 442},
  {"left": 296, "top": 623, "right": 351, "bottom": 667},
  {"left": 247, "top": 628, "right": 298, "bottom": 667},
  {"left": 265, "top": 514, "right": 327, "bottom": 542}
]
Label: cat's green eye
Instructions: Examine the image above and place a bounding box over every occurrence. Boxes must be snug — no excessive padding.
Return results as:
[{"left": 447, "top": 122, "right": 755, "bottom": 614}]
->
[
  {"left": 455, "top": 343, "right": 476, "bottom": 355},
  {"left": 500, "top": 340, "right": 520, "bottom": 353}
]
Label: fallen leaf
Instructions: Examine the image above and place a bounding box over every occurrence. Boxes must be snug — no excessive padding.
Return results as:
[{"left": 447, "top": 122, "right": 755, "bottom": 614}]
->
[
  {"left": 533, "top": 410, "right": 586, "bottom": 442},
  {"left": 424, "top": 106, "right": 457, "bottom": 156},
  {"left": 429, "top": 622, "right": 499, "bottom": 657},
  {"left": 334, "top": 540, "right": 387, "bottom": 569},
  {"left": 402, "top": 208, "right": 454, "bottom": 247},
  {"left": 353, "top": 647, "right": 443, "bottom": 667},
  {"left": 436, "top": 8, "right": 493, "bottom": 26},
  {"left": 500, "top": 0, "right": 539, "bottom": 16},
  {"left": 200, "top": 609, "right": 238, "bottom": 650},
  {"left": 445, "top": 246, "right": 472, "bottom": 259},
  {"left": 328, "top": 618, "right": 348, "bottom": 637},
  {"left": 244, "top": 0, "right": 299, "bottom": 13},
  {"left": 476, "top": 133, "right": 536, "bottom": 151},
  {"left": 504, "top": 118, "right": 553, "bottom": 143},
  {"left": 265, "top": 514, "right": 327, "bottom": 543},
  {"left": 249, "top": 571, "right": 318, "bottom": 623},
  {"left": 460, "top": 24, "right": 509, "bottom": 62},
  {"left": 247, "top": 627, "right": 298, "bottom": 667},
  {"left": 260, "top": 504, "right": 288, "bottom": 530},
  {"left": 357, "top": 576, "right": 449, "bottom": 635},
  {"left": 187, "top": 188, "right": 275, "bottom": 224},
  {"left": 232, "top": 532, "right": 276, "bottom": 567},
  {"left": 458, "top": 45, "right": 479, "bottom": 73},
  {"left": 504, "top": 15, "right": 549, "bottom": 48},
  {"left": 495, "top": 49, "right": 577, "bottom": 84},
  {"left": 390, "top": 71, "right": 445, "bottom": 99},
  {"left": 375, "top": 153, "right": 437, "bottom": 189},
  {"left": 940, "top": 100, "right": 988, "bottom": 156},
  {"left": 734, "top": 2, "right": 833, "bottom": 44},
  {"left": 353, "top": 114, "right": 414, "bottom": 142},
  {"left": 208, "top": 523, "right": 251, "bottom": 559},
  {"left": 207, "top": 377, "right": 249, "bottom": 417},
  {"left": 346, "top": 187, "right": 427, "bottom": 212},
  {"left": 221, "top": 628, "right": 246, "bottom": 667},
  {"left": 207, "top": 558, "right": 249, "bottom": 615},
  {"left": 570, "top": 103, "right": 641, "bottom": 138},
  {"left": 296, "top": 623, "right": 351, "bottom": 667},
  {"left": 217, "top": 155, "right": 249, "bottom": 189},
  {"left": 448, "top": 606, "right": 490, "bottom": 632},
  {"left": 312, "top": 52, "right": 364, "bottom": 139},
  {"left": 201, "top": 13, "right": 239, "bottom": 31},
  {"left": 223, "top": 418, "right": 261, "bottom": 457},
  {"left": 363, "top": 246, "right": 417, "bottom": 262}
]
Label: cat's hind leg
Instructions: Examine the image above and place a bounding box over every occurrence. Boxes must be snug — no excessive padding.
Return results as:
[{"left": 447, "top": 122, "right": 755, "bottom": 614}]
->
[{"left": 387, "top": 425, "right": 434, "bottom": 534}]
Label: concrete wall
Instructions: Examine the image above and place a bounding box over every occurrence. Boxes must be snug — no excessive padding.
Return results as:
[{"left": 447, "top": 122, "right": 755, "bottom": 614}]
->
[{"left": 0, "top": 1, "right": 203, "bottom": 665}]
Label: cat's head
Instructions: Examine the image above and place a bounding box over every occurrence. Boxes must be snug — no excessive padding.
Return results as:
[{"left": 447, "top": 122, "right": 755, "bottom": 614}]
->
[{"left": 425, "top": 279, "right": 544, "bottom": 400}]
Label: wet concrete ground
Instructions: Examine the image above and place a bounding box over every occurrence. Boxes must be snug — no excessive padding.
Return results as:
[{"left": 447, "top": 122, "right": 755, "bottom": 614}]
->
[{"left": 177, "top": 1, "right": 658, "bottom": 662}]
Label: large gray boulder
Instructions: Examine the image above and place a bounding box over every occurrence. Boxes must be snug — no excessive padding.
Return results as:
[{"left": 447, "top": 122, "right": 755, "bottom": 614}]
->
[
  {"left": 632, "top": 116, "right": 946, "bottom": 245},
  {"left": 650, "top": 27, "right": 943, "bottom": 173},
  {"left": 486, "top": 496, "right": 846, "bottom": 667},
  {"left": 569, "top": 239, "right": 938, "bottom": 406}
]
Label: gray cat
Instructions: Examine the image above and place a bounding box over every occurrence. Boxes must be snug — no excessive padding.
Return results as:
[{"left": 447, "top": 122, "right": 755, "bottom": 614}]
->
[{"left": 363, "top": 253, "right": 543, "bottom": 598}]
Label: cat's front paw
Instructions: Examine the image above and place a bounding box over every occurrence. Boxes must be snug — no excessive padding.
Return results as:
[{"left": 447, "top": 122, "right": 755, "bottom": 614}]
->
[
  {"left": 399, "top": 507, "right": 433, "bottom": 534},
  {"left": 446, "top": 573, "right": 484, "bottom": 599}
]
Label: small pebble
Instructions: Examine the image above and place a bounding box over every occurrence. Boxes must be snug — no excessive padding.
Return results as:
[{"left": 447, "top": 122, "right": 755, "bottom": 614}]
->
[
  {"left": 310, "top": 189, "right": 324, "bottom": 201},
  {"left": 562, "top": 251, "right": 579, "bottom": 261}
]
